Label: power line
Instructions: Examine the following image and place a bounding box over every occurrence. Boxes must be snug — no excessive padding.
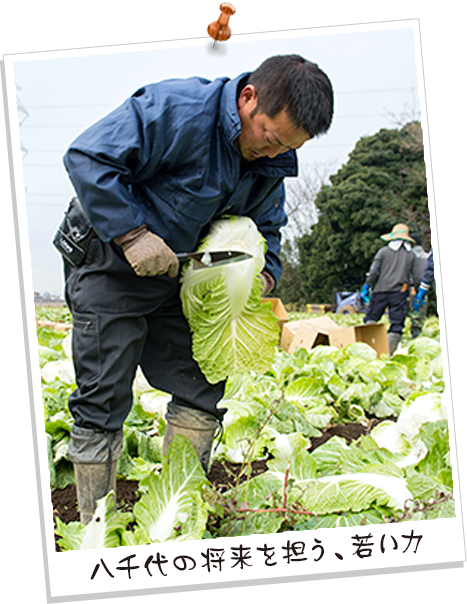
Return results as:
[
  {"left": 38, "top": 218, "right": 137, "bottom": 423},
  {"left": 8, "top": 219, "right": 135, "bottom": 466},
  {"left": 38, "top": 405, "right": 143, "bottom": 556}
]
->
[
  {"left": 26, "top": 202, "right": 69, "bottom": 207},
  {"left": 22, "top": 87, "right": 417, "bottom": 110},
  {"left": 339, "top": 87, "right": 417, "bottom": 95},
  {"left": 26, "top": 192, "right": 72, "bottom": 197},
  {"left": 22, "top": 146, "right": 356, "bottom": 168},
  {"left": 25, "top": 103, "right": 116, "bottom": 109},
  {"left": 21, "top": 114, "right": 393, "bottom": 128},
  {"left": 21, "top": 124, "right": 89, "bottom": 128},
  {"left": 20, "top": 110, "right": 416, "bottom": 133}
]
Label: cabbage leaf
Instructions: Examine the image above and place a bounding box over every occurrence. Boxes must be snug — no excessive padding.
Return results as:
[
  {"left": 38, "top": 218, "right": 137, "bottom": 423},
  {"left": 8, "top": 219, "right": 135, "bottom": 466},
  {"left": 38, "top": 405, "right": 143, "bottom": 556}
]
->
[
  {"left": 131, "top": 435, "right": 209, "bottom": 543},
  {"left": 180, "top": 216, "right": 280, "bottom": 384},
  {"left": 55, "top": 492, "right": 132, "bottom": 550}
]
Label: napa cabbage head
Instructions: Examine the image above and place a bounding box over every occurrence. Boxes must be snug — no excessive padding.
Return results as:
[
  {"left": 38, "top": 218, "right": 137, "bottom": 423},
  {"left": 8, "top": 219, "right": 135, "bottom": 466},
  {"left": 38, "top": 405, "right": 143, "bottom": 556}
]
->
[{"left": 180, "top": 216, "right": 280, "bottom": 384}]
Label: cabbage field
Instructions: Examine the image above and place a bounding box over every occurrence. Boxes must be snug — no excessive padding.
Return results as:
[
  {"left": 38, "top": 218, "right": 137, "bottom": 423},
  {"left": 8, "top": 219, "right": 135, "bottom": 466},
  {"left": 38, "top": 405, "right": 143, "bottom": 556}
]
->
[{"left": 36, "top": 305, "right": 455, "bottom": 552}]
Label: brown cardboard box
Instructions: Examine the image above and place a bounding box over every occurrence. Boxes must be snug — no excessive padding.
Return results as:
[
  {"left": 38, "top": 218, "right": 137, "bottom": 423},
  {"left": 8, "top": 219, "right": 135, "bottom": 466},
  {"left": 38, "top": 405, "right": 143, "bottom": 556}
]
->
[
  {"left": 280, "top": 321, "right": 303, "bottom": 351},
  {"left": 262, "top": 298, "right": 289, "bottom": 332},
  {"left": 281, "top": 316, "right": 339, "bottom": 353},
  {"left": 328, "top": 322, "right": 389, "bottom": 357}
]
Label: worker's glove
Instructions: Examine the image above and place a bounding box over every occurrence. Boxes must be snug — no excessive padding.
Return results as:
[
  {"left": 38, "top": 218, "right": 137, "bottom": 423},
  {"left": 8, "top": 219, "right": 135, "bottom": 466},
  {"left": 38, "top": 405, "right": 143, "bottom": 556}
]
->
[
  {"left": 259, "top": 270, "right": 275, "bottom": 297},
  {"left": 114, "top": 224, "right": 179, "bottom": 278},
  {"left": 413, "top": 283, "right": 429, "bottom": 311},
  {"left": 360, "top": 283, "right": 371, "bottom": 305}
]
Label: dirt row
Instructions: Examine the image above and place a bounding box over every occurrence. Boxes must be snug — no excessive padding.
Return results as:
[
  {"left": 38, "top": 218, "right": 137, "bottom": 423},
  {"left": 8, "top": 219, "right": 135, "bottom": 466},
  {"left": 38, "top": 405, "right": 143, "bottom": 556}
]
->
[{"left": 51, "top": 421, "right": 376, "bottom": 550}]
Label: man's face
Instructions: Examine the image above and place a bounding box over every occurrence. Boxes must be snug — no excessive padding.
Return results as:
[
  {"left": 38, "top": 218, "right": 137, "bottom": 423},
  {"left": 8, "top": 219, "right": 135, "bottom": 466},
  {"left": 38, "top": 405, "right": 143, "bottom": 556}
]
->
[{"left": 236, "top": 85, "right": 311, "bottom": 162}]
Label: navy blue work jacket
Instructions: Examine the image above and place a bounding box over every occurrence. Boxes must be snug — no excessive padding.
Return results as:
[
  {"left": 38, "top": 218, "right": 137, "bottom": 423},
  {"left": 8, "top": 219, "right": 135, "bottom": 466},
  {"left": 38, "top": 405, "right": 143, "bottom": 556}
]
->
[
  {"left": 63, "top": 73, "right": 299, "bottom": 285},
  {"left": 421, "top": 248, "right": 434, "bottom": 288}
]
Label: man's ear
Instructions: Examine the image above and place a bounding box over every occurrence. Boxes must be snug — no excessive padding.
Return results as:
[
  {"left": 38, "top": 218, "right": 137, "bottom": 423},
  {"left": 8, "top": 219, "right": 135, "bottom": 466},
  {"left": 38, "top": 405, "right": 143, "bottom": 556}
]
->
[{"left": 237, "top": 84, "right": 257, "bottom": 109}]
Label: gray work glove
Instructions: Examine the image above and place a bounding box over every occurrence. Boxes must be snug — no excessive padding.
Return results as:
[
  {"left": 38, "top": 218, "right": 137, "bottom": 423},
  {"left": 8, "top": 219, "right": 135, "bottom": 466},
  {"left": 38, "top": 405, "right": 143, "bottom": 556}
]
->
[
  {"left": 260, "top": 270, "right": 275, "bottom": 297},
  {"left": 114, "top": 224, "right": 179, "bottom": 278}
]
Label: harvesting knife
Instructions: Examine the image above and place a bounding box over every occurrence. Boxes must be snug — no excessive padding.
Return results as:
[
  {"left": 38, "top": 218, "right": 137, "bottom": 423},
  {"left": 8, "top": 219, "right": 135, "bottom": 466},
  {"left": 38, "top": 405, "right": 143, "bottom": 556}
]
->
[{"left": 176, "top": 250, "right": 252, "bottom": 269}]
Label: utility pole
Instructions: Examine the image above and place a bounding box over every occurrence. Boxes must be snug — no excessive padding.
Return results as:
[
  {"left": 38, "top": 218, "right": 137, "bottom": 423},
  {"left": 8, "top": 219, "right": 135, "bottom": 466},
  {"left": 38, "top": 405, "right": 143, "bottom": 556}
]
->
[{"left": 16, "top": 84, "right": 29, "bottom": 159}]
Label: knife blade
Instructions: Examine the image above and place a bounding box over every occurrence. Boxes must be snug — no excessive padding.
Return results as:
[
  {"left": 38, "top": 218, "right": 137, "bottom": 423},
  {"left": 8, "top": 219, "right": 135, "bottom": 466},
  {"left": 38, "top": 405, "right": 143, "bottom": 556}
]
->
[{"left": 176, "top": 250, "right": 252, "bottom": 269}]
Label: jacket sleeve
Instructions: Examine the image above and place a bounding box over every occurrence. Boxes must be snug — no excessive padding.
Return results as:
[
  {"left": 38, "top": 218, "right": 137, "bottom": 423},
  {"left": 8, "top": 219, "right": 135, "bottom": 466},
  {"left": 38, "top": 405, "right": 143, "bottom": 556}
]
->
[
  {"left": 365, "top": 247, "right": 385, "bottom": 289},
  {"left": 421, "top": 248, "right": 435, "bottom": 288},
  {"left": 63, "top": 87, "right": 172, "bottom": 242},
  {"left": 251, "top": 182, "right": 288, "bottom": 288},
  {"left": 412, "top": 254, "right": 426, "bottom": 289}
]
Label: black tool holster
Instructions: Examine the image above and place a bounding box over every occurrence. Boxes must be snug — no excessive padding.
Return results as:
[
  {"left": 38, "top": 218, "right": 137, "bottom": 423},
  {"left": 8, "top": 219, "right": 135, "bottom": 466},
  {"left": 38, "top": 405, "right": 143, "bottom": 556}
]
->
[{"left": 52, "top": 197, "right": 95, "bottom": 266}]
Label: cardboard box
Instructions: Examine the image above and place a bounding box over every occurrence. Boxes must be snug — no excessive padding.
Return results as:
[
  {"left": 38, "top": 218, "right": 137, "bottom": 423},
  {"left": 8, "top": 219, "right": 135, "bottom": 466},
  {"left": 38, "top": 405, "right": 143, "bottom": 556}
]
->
[
  {"left": 280, "top": 321, "right": 302, "bottom": 351},
  {"left": 262, "top": 297, "right": 289, "bottom": 332},
  {"left": 328, "top": 322, "right": 389, "bottom": 357},
  {"left": 281, "top": 316, "right": 338, "bottom": 353},
  {"left": 306, "top": 303, "right": 335, "bottom": 314}
]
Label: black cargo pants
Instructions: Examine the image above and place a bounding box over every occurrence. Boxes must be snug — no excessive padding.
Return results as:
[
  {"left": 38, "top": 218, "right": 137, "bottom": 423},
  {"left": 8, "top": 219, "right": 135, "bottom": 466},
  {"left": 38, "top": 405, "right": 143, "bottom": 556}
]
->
[
  {"left": 364, "top": 290, "right": 408, "bottom": 335},
  {"left": 64, "top": 235, "right": 226, "bottom": 463}
]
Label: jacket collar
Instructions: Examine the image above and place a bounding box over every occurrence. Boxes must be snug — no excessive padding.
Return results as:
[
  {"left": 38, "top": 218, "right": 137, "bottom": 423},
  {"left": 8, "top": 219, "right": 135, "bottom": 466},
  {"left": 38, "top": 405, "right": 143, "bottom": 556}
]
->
[{"left": 219, "top": 73, "right": 298, "bottom": 178}]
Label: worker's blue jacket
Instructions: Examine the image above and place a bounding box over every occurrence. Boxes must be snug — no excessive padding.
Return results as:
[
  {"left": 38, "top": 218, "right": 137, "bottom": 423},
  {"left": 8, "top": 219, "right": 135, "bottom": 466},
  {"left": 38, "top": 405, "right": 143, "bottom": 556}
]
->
[
  {"left": 63, "top": 73, "right": 298, "bottom": 285},
  {"left": 421, "top": 248, "right": 435, "bottom": 288}
]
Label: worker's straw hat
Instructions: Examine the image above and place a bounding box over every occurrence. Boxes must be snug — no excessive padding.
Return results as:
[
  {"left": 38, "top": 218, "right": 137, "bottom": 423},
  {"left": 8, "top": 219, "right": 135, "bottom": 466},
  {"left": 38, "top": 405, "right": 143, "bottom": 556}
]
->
[{"left": 381, "top": 223, "right": 415, "bottom": 243}]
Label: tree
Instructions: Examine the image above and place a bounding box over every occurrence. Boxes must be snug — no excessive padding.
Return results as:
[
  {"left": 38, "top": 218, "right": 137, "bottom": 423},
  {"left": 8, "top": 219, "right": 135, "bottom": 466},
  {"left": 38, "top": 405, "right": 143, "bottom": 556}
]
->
[
  {"left": 282, "top": 163, "right": 333, "bottom": 249},
  {"left": 274, "top": 163, "right": 334, "bottom": 306},
  {"left": 298, "top": 122, "right": 431, "bottom": 303},
  {"left": 273, "top": 239, "right": 308, "bottom": 307}
]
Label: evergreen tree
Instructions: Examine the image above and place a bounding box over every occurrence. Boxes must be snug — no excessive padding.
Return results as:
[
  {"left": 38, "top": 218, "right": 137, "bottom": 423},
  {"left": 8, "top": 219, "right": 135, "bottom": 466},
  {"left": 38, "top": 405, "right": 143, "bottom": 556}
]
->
[{"left": 298, "top": 122, "right": 430, "bottom": 303}]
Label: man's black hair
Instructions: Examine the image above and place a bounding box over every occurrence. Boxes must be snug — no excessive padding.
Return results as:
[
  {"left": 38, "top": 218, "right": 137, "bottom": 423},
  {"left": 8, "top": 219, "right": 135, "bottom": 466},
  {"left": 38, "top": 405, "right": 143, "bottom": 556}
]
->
[
  {"left": 410, "top": 232, "right": 422, "bottom": 246},
  {"left": 247, "top": 54, "right": 334, "bottom": 138}
]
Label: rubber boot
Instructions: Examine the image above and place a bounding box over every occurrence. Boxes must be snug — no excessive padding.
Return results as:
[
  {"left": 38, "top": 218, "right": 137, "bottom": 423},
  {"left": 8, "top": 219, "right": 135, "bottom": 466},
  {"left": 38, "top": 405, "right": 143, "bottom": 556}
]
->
[
  {"left": 388, "top": 332, "right": 402, "bottom": 357},
  {"left": 73, "top": 461, "right": 118, "bottom": 525},
  {"left": 163, "top": 404, "right": 220, "bottom": 473}
]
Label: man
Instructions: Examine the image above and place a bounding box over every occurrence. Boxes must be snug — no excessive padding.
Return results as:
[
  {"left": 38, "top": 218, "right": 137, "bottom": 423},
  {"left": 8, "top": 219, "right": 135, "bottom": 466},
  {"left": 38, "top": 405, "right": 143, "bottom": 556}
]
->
[
  {"left": 57, "top": 54, "right": 334, "bottom": 523},
  {"left": 361, "top": 224, "right": 416, "bottom": 356},
  {"left": 408, "top": 233, "right": 429, "bottom": 338},
  {"left": 413, "top": 247, "right": 435, "bottom": 311}
]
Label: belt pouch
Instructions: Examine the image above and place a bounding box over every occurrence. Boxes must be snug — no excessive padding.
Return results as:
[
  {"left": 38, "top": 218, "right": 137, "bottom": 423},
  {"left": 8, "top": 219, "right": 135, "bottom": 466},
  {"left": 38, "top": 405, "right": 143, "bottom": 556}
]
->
[{"left": 53, "top": 197, "right": 95, "bottom": 266}]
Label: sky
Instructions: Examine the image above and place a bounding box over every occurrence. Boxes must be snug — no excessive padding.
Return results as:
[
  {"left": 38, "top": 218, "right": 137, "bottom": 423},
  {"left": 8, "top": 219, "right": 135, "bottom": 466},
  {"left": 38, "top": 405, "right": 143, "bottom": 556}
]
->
[{"left": 11, "top": 24, "right": 420, "bottom": 295}]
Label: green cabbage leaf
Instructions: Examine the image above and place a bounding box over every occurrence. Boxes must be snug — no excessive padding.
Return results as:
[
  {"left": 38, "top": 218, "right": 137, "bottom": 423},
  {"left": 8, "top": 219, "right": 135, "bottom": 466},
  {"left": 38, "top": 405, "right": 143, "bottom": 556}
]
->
[
  {"left": 55, "top": 492, "right": 132, "bottom": 551},
  {"left": 130, "top": 435, "right": 209, "bottom": 543},
  {"left": 180, "top": 216, "right": 280, "bottom": 384}
]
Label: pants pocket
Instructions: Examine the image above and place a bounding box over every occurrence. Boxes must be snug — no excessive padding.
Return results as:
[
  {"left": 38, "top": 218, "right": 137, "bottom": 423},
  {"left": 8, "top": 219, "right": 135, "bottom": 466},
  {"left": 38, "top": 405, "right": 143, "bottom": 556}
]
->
[{"left": 72, "top": 311, "right": 101, "bottom": 392}]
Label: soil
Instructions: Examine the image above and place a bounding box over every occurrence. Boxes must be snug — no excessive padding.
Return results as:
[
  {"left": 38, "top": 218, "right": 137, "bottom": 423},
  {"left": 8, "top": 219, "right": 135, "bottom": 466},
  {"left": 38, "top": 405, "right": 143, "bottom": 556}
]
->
[{"left": 51, "top": 420, "right": 382, "bottom": 551}]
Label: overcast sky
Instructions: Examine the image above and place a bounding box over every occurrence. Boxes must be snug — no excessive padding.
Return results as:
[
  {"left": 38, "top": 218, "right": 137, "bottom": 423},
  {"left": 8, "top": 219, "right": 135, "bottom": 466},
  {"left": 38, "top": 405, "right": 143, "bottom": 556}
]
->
[{"left": 11, "top": 23, "right": 420, "bottom": 295}]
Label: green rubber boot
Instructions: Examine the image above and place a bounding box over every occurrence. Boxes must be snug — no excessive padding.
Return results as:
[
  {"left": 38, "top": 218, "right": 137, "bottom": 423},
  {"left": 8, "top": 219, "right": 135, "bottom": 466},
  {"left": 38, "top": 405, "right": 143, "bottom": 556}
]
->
[
  {"left": 388, "top": 332, "right": 402, "bottom": 357},
  {"left": 73, "top": 461, "right": 117, "bottom": 525},
  {"left": 163, "top": 404, "right": 220, "bottom": 473}
]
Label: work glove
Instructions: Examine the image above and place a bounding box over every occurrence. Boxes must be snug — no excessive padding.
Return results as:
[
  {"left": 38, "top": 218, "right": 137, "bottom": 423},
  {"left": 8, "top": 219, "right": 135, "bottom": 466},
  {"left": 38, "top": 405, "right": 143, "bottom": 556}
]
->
[
  {"left": 114, "top": 224, "right": 179, "bottom": 278},
  {"left": 360, "top": 283, "right": 371, "bottom": 305},
  {"left": 260, "top": 270, "right": 275, "bottom": 297},
  {"left": 413, "top": 283, "right": 429, "bottom": 311}
]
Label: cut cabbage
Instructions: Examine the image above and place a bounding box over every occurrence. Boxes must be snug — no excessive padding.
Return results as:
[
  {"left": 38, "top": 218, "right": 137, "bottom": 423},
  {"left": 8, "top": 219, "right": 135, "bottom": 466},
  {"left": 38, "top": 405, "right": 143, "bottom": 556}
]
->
[
  {"left": 180, "top": 216, "right": 280, "bottom": 384},
  {"left": 397, "top": 393, "right": 446, "bottom": 440}
]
